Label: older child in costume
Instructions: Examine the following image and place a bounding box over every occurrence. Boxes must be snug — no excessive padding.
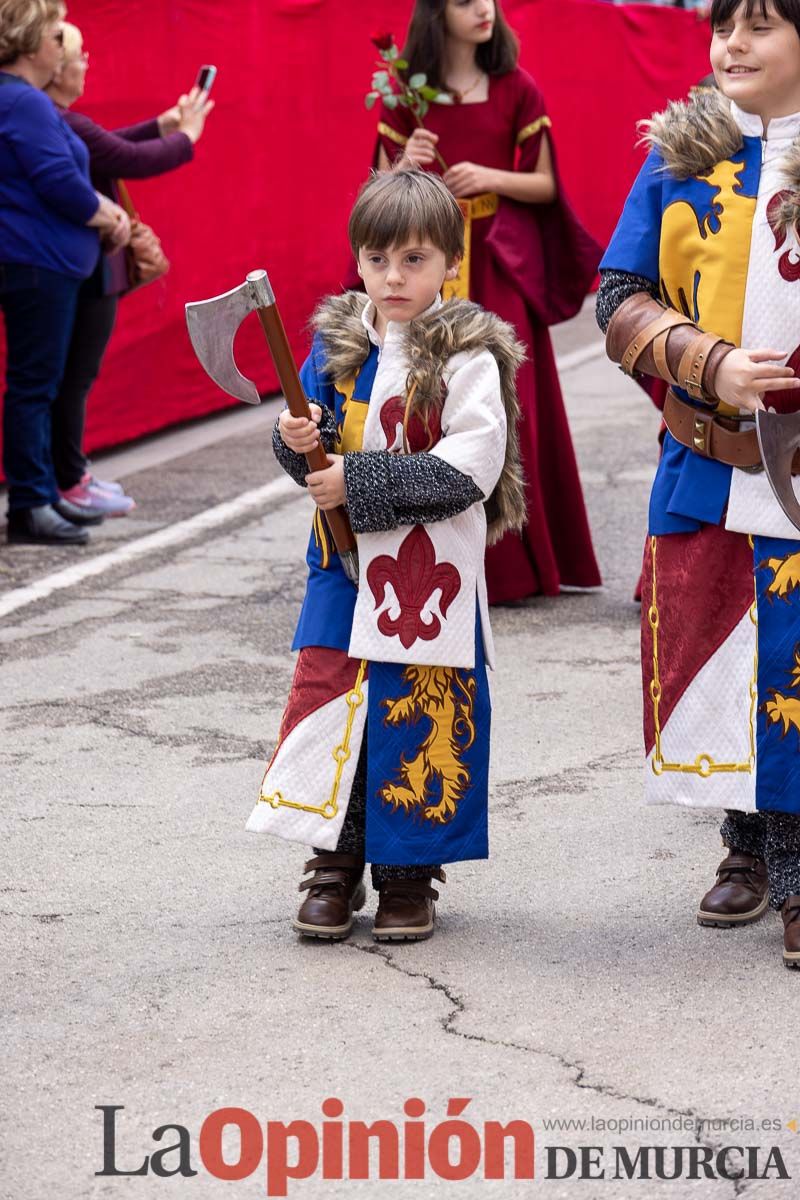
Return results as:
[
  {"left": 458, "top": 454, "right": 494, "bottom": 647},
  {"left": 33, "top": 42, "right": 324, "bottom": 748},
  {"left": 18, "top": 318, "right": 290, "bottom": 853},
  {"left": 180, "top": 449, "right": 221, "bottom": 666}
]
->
[
  {"left": 598, "top": 0, "right": 800, "bottom": 967},
  {"left": 375, "top": 0, "right": 601, "bottom": 604},
  {"left": 246, "top": 170, "right": 524, "bottom": 942}
]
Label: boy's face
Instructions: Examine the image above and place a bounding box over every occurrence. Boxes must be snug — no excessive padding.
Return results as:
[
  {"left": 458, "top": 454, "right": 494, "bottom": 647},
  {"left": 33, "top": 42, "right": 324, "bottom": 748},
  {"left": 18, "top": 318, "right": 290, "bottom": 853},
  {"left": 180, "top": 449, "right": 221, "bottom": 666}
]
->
[
  {"left": 357, "top": 240, "right": 461, "bottom": 327},
  {"left": 711, "top": 2, "right": 800, "bottom": 116}
]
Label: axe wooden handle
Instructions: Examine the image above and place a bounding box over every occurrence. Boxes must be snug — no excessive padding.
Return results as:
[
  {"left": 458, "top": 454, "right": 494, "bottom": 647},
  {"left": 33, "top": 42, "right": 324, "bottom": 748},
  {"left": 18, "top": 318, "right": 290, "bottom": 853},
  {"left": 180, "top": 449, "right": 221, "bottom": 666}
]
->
[{"left": 255, "top": 304, "right": 358, "bottom": 559}]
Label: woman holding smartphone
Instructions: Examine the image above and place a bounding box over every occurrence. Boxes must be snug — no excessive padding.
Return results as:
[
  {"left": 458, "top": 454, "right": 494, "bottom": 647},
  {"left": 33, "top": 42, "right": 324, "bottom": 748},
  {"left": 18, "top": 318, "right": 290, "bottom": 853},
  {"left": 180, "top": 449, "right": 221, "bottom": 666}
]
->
[{"left": 45, "top": 22, "right": 214, "bottom": 518}]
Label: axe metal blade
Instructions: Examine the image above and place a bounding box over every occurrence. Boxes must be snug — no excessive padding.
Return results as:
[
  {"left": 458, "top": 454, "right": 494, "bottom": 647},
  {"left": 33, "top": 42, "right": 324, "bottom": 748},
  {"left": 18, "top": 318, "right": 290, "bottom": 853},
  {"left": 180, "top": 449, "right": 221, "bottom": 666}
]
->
[
  {"left": 756, "top": 409, "right": 800, "bottom": 534},
  {"left": 185, "top": 272, "right": 274, "bottom": 405}
]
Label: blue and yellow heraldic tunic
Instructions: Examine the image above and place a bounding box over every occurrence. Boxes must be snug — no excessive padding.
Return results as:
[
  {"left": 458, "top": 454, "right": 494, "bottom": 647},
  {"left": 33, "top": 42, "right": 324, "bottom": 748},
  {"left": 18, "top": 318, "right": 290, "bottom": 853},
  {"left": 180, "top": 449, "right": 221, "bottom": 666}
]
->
[
  {"left": 246, "top": 293, "right": 526, "bottom": 865},
  {"left": 599, "top": 91, "right": 800, "bottom": 817}
]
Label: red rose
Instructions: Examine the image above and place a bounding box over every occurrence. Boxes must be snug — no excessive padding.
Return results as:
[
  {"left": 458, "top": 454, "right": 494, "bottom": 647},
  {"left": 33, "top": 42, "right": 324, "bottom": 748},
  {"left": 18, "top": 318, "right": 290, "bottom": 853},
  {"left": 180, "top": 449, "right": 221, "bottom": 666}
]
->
[{"left": 371, "top": 31, "right": 395, "bottom": 51}]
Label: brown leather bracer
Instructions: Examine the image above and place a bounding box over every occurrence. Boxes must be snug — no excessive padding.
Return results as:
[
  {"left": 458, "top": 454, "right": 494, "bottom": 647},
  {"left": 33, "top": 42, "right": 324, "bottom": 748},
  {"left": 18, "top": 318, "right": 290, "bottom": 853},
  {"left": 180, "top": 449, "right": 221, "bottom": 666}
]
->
[{"left": 605, "top": 292, "right": 735, "bottom": 406}]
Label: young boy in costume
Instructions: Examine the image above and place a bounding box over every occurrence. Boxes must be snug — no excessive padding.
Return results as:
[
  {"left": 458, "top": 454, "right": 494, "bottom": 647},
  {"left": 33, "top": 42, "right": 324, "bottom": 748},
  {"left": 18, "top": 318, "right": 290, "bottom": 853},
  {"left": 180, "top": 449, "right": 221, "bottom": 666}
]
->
[
  {"left": 598, "top": 0, "right": 800, "bottom": 967},
  {"left": 246, "top": 169, "right": 525, "bottom": 942}
]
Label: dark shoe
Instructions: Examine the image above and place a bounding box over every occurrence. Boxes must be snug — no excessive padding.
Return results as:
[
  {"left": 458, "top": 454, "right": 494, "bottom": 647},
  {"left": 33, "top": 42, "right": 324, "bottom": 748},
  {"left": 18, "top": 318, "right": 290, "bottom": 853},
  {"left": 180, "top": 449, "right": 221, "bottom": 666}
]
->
[
  {"left": 293, "top": 853, "right": 365, "bottom": 940},
  {"left": 6, "top": 504, "right": 89, "bottom": 546},
  {"left": 53, "top": 497, "right": 105, "bottom": 526},
  {"left": 782, "top": 896, "right": 800, "bottom": 969},
  {"left": 372, "top": 870, "right": 445, "bottom": 942},
  {"left": 697, "top": 850, "right": 769, "bottom": 927}
]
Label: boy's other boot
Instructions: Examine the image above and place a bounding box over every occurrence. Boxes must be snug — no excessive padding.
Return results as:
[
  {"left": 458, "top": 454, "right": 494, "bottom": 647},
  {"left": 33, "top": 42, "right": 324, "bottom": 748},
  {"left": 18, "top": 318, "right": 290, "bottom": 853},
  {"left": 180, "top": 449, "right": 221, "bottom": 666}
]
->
[
  {"left": 782, "top": 896, "right": 800, "bottom": 969},
  {"left": 697, "top": 850, "right": 769, "bottom": 927},
  {"left": 294, "top": 853, "right": 365, "bottom": 940},
  {"left": 373, "top": 870, "right": 445, "bottom": 942}
]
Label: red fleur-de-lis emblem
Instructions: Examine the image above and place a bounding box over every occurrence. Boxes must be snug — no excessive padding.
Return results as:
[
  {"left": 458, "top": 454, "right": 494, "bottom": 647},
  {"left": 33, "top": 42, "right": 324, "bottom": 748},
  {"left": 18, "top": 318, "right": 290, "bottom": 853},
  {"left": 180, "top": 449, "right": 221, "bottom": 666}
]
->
[
  {"left": 379, "top": 395, "right": 443, "bottom": 453},
  {"left": 767, "top": 191, "right": 800, "bottom": 282},
  {"left": 367, "top": 525, "right": 461, "bottom": 649}
]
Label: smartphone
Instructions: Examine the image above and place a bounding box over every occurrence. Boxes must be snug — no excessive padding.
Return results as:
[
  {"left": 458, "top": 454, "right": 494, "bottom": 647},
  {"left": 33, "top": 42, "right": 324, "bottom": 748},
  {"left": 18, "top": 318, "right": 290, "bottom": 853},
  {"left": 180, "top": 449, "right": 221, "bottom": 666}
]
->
[{"left": 194, "top": 65, "right": 217, "bottom": 95}]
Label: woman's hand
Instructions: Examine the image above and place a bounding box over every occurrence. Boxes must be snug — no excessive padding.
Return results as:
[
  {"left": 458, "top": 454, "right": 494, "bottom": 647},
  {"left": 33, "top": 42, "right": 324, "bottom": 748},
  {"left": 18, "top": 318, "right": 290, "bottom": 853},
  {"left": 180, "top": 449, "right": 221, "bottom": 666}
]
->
[
  {"left": 306, "top": 455, "right": 346, "bottom": 511},
  {"left": 88, "top": 195, "right": 131, "bottom": 246},
  {"left": 443, "top": 161, "right": 496, "bottom": 197},
  {"left": 399, "top": 128, "right": 439, "bottom": 168},
  {"left": 176, "top": 85, "right": 215, "bottom": 143},
  {"left": 714, "top": 348, "right": 800, "bottom": 413},
  {"left": 279, "top": 403, "right": 322, "bottom": 454},
  {"left": 157, "top": 103, "right": 182, "bottom": 136}
]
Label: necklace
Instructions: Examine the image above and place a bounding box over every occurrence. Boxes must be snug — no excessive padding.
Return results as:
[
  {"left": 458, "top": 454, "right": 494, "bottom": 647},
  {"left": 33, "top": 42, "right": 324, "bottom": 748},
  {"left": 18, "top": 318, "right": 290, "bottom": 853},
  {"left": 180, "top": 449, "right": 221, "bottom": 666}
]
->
[{"left": 450, "top": 71, "right": 486, "bottom": 104}]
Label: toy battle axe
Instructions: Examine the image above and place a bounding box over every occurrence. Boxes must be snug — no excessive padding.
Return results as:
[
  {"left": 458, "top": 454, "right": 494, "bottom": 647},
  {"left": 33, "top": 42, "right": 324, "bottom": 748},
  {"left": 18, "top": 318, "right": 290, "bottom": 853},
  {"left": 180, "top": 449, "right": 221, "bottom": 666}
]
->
[
  {"left": 185, "top": 269, "right": 359, "bottom": 585},
  {"left": 756, "top": 409, "right": 800, "bottom": 534}
]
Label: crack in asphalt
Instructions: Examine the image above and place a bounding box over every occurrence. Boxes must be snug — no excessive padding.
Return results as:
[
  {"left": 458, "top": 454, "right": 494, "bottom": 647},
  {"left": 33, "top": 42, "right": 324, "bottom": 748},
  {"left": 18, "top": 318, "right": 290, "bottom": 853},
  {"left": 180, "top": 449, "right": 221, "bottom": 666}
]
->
[{"left": 347, "top": 942, "right": 751, "bottom": 1197}]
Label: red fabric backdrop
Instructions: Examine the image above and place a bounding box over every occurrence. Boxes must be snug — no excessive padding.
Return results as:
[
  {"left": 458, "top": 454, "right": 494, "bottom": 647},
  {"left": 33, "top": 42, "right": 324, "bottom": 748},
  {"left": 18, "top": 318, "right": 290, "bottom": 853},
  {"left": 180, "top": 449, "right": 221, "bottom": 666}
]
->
[{"left": 0, "top": 0, "right": 710, "bottom": 469}]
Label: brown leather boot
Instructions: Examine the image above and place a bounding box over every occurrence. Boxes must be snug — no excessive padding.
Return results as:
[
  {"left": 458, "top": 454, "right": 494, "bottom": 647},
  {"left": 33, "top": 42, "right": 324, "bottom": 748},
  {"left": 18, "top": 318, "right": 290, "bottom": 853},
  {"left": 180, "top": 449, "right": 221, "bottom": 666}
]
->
[
  {"left": 293, "top": 853, "right": 366, "bottom": 940},
  {"left": 697, "top": 850, "right": 769, "bottom": 927},
  {"left": 782, "top": 896, "right": 800, "bottom": 969},
  {"left": 372, "top": 870, "right": 445, "bottom": 942}
]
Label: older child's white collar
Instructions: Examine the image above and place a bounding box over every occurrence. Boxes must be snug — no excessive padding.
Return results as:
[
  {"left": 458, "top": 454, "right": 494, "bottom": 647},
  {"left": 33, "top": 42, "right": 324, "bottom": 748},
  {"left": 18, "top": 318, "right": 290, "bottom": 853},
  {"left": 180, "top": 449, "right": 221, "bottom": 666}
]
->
[
  {"left": 731, "top": 100, "right": 800, "bottom": 142},
  {"left": 360, "top": 294, "right": 443, "bottom": 348}
]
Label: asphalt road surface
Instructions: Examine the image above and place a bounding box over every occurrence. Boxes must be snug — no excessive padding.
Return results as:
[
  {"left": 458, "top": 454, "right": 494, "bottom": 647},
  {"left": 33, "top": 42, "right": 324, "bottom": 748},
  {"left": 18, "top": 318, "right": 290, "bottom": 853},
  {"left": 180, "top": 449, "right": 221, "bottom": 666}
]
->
[{"left": 2, "top": 304, "right": 799, "bottom": 1199}]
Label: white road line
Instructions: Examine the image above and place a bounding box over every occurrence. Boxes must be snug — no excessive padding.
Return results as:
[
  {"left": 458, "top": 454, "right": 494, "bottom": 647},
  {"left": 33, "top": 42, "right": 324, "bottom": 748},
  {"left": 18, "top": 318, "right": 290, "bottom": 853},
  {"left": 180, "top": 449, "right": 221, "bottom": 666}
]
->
[
  {"left": 0, "top": 344, "right": 607, "bottom": 622},
  {"left": 0, "top": 475, "right": 297, "bottom": 620}
]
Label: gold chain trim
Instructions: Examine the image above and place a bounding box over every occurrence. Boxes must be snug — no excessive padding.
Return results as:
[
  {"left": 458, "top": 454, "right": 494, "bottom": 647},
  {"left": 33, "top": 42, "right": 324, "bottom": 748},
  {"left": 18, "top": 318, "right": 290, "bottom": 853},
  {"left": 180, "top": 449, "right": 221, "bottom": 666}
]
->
[
  {"left": 648, "top": 535, "right": 757, "bottom": 777},
  {"left": 377, "top": 121, "right": 408, "bottom": 147},
  {"left": 259, "top": 659, "right": 368, "bottom": 818},
  {"left": 516, "top": 115, "right": 552, "bottom": 146}
]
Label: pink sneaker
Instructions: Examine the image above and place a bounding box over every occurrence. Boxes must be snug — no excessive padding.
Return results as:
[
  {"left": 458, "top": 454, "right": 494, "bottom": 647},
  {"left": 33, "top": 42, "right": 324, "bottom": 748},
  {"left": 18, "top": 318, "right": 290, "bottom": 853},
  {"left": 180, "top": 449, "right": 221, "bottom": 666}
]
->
[{"left": 61, "top": 474, "right": 135, "bottom": 517}]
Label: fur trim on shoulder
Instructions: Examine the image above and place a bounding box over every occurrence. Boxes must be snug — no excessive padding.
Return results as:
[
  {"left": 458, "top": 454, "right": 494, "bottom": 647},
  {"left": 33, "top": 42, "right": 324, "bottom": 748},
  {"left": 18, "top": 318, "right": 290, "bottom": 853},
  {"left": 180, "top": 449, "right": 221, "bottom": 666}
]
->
[
  {"left": 638, "top": 87, "right": 742, "bottom": 180},
  {"left": 773, "top": 141, "right": 800, "bottom": 240},
  {"left": 311, "top": 292, "right": 527, "bottom": 544},
  {"left": 405, "top": 299, "right": 527, "bottom": 544},
  {"left": 638, "top": 87, "right": 800, "bottom": 239},
  {"left": 310, "top": 291, "right": 371, "bottom": 381}
]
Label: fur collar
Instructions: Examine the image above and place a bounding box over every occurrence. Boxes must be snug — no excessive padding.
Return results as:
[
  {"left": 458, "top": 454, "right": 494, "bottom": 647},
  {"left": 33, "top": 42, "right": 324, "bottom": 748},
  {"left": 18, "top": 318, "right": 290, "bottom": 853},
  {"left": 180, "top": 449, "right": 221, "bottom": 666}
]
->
[
  {"left": 639, "top": 87, "right": 800, "bottom": 237},
  {"left": 311, "top": 291, "right": 527, "bottom": 544}
]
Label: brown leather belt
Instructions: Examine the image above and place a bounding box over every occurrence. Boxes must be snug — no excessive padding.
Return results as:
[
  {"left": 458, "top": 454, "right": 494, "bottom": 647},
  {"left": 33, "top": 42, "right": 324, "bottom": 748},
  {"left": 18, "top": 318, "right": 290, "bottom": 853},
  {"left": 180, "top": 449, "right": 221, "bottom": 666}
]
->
[{"left": 663, "top": 389, "right": 800, "bottom": 474}]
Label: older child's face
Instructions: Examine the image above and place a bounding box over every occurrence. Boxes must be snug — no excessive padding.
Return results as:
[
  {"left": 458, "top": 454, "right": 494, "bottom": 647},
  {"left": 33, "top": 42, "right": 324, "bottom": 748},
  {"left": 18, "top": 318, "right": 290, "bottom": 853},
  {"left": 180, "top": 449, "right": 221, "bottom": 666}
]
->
[
  {"left": 444, "top": 0, "right": 496, "bottom": 46},
  {"left": 711, "top": 2, "right": 800, "bottom": 117},
  {"left": 358, "top": 240, "right": 460, "bottom": 328}
]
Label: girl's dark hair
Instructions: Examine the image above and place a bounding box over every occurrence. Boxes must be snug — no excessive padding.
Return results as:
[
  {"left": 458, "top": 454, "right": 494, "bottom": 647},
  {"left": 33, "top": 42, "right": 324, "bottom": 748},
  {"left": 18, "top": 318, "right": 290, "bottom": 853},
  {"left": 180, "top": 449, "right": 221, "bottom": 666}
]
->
[
  {"left": 710, "top": 0, "right": 800, "bottom": 36},
  {"left": 402, "top": 0, "right": 519, "bottom": 91}
]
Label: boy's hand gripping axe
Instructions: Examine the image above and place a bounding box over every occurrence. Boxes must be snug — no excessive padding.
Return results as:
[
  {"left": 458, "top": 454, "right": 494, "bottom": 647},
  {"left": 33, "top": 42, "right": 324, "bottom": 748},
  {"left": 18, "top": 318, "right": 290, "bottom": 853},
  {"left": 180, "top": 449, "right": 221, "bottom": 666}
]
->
[
  {"left": 185, "top": 269, "right": 359, "bottom": 585},
  {"left": 756, "top": 409, "right": 800, "bottom": 535}
]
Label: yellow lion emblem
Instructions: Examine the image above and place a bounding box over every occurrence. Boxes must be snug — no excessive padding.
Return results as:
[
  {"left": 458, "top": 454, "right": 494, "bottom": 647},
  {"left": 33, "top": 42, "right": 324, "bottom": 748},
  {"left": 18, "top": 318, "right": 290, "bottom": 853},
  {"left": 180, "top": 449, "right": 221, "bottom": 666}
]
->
[
  {"left": 764, "top": 645, "right": 800, "bottom": 739},
  {"left": 760, "top": 551, "right": 800, "bottom": 602},
  {"left": 380, "top": 666, "right": 476, "bottom": 825}
]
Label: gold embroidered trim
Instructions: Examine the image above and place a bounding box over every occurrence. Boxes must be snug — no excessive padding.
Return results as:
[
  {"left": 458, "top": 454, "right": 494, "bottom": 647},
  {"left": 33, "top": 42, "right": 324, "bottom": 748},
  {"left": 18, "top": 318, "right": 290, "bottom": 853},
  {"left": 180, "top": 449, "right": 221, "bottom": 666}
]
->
[
  {"left": 259, "top": 659, "right": 368, "bottom": 819},
  {"left": 516, "top": 115, "right": 551, "bottom": 146},
  {"left": 441, "top": 193, "right": 499, "bottom": 302},
  {"left": 377, "top": 122, "right": 408, "bottom": 147},
  {"left": 648, "top": 535, "right": 757, "bottom": 777}
]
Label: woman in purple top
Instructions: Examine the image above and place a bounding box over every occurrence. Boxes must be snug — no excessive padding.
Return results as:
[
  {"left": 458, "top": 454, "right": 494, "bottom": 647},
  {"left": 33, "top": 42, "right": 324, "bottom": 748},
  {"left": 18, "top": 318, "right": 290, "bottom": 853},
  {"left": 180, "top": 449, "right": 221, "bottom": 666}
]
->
[
  {"left": 0, "top": 0, "right": 131, "bottom": 546},
  {"left": 45, "top": 21, "right": 213, "bottom": 517}
]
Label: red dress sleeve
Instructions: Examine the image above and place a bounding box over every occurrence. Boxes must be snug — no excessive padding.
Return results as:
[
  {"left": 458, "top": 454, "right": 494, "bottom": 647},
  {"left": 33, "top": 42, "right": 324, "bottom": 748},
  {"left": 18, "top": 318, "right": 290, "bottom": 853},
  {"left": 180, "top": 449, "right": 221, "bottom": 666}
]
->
[
  {"left": 485, "top": 68, "right": 602, "bottom": 325},
  {"left": 511, "top": 70, "right": 554, "bottom": 172}
]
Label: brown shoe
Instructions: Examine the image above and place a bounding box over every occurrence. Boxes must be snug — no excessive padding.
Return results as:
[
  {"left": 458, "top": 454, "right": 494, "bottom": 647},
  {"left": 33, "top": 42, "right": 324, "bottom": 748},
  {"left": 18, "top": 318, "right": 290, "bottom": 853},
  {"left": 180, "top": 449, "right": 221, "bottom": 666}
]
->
[
  {"left": 372, "top": 870, "right": 445, "bottom": 942},
  {"left": 293, "top": 853, "right": 366, "bottom": 940},
  {"left": 782, "top": 896, "right": 800, "bottom": 969},
  {"left": 697, "top": 850, "right": 769, "bottom": 927}
]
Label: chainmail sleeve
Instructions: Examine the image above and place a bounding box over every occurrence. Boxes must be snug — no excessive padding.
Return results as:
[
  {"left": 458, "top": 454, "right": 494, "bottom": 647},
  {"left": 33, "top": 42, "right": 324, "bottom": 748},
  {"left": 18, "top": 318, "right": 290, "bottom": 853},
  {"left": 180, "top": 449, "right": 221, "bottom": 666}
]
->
[
  {"left": 343, "top": 451, "right": 484, "bottom": 534},
  {"left": 596, "top": 269, "right": 661, "bottom": 333},
  {"left": 271, "top": 406, "right": 339, "bottom": 486}
]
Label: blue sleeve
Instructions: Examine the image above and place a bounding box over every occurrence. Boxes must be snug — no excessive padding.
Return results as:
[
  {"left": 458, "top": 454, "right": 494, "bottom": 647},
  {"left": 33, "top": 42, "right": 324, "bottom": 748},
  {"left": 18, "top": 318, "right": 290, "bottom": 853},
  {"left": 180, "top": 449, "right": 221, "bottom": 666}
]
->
[
  {"left": 599, "top": 149, "right": 664, "bottom": 282},
  {"left": 6, "top": 89, "right": 98, "bottom": 223},
  {"left": 299, "top": 333, "right": 337, "bottom": 413}
]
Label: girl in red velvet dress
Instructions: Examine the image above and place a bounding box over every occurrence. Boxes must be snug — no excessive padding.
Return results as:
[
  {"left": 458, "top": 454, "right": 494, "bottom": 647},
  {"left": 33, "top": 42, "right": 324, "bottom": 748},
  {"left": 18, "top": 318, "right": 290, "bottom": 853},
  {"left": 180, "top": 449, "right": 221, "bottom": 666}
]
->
[{"left": 376, "top": 0, "right": 602, "bottom": 603}]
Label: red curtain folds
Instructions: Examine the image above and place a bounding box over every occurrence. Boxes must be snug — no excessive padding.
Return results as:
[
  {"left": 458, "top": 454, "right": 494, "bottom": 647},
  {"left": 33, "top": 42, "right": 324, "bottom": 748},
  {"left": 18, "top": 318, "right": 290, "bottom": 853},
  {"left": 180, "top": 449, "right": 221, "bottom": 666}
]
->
[{"left": 0, "top": 0, "right": 710, "bottom": 469}]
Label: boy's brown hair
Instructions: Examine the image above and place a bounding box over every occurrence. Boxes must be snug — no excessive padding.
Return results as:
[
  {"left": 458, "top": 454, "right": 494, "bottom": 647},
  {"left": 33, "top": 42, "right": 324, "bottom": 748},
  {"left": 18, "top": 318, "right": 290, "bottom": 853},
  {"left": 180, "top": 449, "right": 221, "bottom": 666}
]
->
[{"left": 348, "top": 169, "right": 464, "bottom": 262}]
